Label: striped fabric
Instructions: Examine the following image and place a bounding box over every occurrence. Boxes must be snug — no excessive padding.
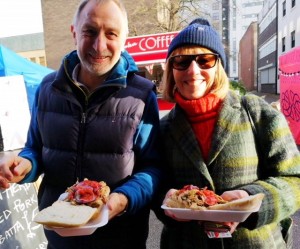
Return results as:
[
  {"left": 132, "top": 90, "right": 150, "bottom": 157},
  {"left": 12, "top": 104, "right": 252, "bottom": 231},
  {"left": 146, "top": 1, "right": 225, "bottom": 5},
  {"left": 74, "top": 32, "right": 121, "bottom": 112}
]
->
[{"left": 159, "top": 90, "right": 300, "bottom": 249}]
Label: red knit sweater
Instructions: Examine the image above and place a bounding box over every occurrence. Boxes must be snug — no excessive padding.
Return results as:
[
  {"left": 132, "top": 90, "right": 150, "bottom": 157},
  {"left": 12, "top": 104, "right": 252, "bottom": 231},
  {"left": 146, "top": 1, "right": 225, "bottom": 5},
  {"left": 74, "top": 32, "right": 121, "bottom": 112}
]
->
[{"left": 175, "top": 91, "right": 222, "bottom": 162}]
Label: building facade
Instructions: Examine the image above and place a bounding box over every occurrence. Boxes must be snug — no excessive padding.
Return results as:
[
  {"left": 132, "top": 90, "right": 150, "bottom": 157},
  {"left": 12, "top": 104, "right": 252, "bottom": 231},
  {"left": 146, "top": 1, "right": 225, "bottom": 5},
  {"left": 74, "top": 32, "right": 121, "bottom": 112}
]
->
[
  {"left": 41, "top": 0, "right": 78, "bottom": 70},
  {"left": 257, "top": 0, "right": 277, "bottom": 93},
  {"left": 222, "top": 0, "right": 264, "bottom": 80},
  {"left": 0, "top": 32, "right": 47, "bottom": 67},
  {"left": 277, "top": 0, "right": 300, "bottom": 93},
  {"left": 256, "top": 0, "right": 300, "bottom": 94},
  {"left": 239, "top": 22, "right": 258, "bottom": 91}
]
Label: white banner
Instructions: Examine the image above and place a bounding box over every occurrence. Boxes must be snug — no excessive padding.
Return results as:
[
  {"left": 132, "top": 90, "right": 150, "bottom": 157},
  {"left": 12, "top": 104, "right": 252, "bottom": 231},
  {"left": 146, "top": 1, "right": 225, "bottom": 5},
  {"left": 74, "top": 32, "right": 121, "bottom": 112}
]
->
[{"left": 0, "top": 75, "right": 30, "bottom": 151}]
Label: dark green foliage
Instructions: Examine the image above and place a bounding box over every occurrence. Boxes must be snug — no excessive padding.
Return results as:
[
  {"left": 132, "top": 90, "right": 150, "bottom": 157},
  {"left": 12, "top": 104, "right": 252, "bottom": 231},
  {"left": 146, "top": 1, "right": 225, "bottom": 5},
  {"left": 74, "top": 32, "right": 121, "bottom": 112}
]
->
[{"left": 230, "top": 80, "right": 247, "bottom": 95}]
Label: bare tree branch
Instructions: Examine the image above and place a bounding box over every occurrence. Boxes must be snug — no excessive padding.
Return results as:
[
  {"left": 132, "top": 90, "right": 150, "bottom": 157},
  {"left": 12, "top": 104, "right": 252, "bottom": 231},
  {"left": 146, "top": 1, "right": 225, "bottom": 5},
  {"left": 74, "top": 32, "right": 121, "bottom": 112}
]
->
[{"left": 123, "top": 0, "right": 211, "bottom": 36}]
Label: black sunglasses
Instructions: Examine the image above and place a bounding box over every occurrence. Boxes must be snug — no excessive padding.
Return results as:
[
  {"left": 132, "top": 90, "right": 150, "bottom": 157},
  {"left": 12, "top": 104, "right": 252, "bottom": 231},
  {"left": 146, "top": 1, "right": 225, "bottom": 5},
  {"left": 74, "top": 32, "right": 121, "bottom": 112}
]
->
[{"left": 169, "top": 53, "right": 219, "bottom": 71}]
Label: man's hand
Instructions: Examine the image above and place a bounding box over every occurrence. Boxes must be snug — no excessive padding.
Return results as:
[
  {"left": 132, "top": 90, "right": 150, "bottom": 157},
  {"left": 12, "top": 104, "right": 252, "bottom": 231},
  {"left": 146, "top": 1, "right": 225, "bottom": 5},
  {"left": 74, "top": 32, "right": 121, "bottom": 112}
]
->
[
  {"left": 106, "top": 192, "right": 128, "bottom": 220},
  {"left": 0, "top": 152, "right": 32, "bottom": 189}
]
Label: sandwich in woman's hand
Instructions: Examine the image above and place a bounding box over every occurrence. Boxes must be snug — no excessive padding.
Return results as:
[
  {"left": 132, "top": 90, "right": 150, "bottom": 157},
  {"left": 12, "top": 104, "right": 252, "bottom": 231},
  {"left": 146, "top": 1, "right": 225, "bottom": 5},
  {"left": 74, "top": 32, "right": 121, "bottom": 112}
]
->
[
  {"left": 34, "top": 179, "right": 110, "bottom": 227},
  {"left": 165, "top": 185, "right": 264, "bottom": 211}
]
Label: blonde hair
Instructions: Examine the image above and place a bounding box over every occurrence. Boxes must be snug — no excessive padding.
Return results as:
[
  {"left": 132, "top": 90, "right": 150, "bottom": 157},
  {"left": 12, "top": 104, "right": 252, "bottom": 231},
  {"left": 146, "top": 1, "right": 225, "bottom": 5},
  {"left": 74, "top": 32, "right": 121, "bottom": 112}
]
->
[
  {"left": 162, "top": 46, "right": 229, "bottom": 102},
  {"left": 73, "top": 0, "right": 129, "bottom": 36}
]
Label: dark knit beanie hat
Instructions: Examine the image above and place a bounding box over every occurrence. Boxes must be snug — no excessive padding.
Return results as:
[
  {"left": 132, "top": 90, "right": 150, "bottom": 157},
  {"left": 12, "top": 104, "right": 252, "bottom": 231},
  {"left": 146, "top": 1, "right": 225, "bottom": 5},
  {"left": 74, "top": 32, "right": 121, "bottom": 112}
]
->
[{"left": 167, "top": 18, "right": 226, "bottom": 68}]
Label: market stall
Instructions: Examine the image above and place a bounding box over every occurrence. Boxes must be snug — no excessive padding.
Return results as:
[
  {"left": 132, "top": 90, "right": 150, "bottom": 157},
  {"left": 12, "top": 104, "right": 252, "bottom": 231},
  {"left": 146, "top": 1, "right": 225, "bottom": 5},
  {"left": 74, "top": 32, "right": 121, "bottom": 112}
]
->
[{"left": 279, "top": 46, "right": 300, "bottom": 145}]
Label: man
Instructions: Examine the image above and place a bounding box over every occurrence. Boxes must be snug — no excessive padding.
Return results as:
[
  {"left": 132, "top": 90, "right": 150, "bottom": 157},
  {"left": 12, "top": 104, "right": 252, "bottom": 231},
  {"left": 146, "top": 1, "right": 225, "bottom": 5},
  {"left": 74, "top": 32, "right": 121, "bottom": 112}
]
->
[{"left": 0, "top": 0, "right": 162, "bottom": 248}]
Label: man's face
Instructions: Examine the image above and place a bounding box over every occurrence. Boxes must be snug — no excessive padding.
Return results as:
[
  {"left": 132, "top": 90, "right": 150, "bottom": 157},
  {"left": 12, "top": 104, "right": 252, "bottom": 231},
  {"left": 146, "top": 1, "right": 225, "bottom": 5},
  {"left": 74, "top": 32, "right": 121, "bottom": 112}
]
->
[{"left": 71, "top": 0, "right": 127, "bottom": 78}]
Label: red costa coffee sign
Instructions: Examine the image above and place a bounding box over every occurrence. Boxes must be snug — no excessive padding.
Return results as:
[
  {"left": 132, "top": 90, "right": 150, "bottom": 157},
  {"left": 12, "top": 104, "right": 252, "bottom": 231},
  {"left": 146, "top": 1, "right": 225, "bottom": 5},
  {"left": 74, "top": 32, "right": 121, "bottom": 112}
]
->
[{"left": 125, "top": 31, "right": 179, "bottom": 64}]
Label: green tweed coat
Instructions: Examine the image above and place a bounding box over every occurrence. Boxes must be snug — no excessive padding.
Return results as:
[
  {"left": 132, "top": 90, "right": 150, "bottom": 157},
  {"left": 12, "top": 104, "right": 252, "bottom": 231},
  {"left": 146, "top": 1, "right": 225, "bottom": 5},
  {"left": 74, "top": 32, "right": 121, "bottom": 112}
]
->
[{"left": 157, "top": 90, "right": 300, "bottom": 249}]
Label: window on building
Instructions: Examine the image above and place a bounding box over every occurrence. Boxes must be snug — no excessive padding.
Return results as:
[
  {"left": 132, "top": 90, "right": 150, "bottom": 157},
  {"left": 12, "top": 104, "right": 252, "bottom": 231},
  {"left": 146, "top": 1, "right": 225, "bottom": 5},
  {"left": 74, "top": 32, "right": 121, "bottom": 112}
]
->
[
  {"left": 292, "top": 0, "right": 295, "bottom": 8},
  {"left": 212, "top": 13, "right": 219, "bottom": 20},
  {"left": 259, "top": 38, "right": 276, "bottom": 59},
  {"left": 30, "top": 57, "right": 36, "bottom": 63},
  {"left": 242, "top": 2, "right": 263, "bottom": 7},
  {"left": 39, "top": 56, "right": 46, "bottom": 66},
  {"left": 212, "top": 2, "right": 219, "bottom": 10},
  {"left": 291, "top": 31, "right": 295, "bottom": 48},
  {"left": 282, "top": 37, "right": 286, "bottom": 52},
  {"left": 259, "top": 5, "right": 276, "bottom": 34},
  {"left": 283, "top": 1, "right": 286, "bottom": 16}
]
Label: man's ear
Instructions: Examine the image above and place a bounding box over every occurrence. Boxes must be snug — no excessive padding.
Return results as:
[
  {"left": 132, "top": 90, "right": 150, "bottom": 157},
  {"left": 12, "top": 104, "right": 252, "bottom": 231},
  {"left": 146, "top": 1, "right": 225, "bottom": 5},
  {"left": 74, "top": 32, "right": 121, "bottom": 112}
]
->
[{"left": 71, "top": 25, "right": 77, "bottom": 45}]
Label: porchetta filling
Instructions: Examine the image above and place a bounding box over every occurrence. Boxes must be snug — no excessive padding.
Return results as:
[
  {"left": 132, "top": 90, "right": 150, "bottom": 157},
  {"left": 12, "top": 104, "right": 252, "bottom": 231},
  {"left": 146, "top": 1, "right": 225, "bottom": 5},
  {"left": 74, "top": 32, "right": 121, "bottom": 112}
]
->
[
  {"left": 65, "top": 179, "right": 108, "bottom": 208},
  {"left": 175, "top": 186, "right": 227, "bottom": 208}
]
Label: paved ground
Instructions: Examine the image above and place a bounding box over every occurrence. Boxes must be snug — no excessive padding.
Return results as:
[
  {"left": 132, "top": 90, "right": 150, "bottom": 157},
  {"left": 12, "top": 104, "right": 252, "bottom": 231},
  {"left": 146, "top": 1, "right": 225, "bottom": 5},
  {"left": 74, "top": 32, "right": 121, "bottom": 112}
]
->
[
  {"left": 148, "top": 91, "right": 300, "bottom": 249},
  {"left": 249, "top": 90, "right": 279, "bottom": 103}
]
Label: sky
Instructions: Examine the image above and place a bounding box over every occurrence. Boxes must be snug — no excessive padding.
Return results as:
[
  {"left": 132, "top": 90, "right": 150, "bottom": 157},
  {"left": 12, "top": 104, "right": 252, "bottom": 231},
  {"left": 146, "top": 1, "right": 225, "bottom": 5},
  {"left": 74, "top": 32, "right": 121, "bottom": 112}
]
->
[{"left": 0, "top": 0, "right": 43, "bottom": 38}]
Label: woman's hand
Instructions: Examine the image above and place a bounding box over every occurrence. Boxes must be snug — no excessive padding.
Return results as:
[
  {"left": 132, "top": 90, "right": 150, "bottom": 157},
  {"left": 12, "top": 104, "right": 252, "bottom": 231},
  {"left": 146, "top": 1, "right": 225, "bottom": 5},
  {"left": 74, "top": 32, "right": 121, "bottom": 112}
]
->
[
  {"left": 203, "top": 189, "right": 250, "bottom": 234},
  {"left": 163, "top": 189, "right": 190, "bottom": 222},
  {"left": 221, "top": 189, "right": 249, "bottom": 202}
]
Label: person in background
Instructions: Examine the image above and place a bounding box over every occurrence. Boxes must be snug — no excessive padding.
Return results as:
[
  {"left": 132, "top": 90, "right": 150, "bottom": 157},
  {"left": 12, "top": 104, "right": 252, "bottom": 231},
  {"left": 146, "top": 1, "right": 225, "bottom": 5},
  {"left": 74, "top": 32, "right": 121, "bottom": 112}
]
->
[
  {"left": 154, "top": 17, "right": 300, "bottom": 249},
  {"left": 0, "top": 0, "right": 162, "bottom": 248}
]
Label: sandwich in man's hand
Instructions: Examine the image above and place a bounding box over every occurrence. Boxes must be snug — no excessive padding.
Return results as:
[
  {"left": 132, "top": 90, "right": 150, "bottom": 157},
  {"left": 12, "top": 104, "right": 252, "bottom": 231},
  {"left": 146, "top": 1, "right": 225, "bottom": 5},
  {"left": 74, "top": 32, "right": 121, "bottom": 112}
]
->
[{"left": 34, "top": 179, "right": 110, "bottom": 227}]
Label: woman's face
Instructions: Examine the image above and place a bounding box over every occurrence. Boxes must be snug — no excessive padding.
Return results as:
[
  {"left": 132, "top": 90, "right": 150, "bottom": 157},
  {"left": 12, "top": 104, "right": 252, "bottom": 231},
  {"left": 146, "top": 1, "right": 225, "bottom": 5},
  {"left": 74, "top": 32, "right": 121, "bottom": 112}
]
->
[{"left": 171, "top": 47, "right": 218, "bottom": 100}]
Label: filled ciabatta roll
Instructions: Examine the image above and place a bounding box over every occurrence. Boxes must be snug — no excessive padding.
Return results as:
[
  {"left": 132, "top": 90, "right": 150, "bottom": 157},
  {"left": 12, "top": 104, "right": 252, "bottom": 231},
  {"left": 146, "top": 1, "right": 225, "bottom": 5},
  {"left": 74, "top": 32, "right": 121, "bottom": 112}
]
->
[
  {"left": 165, "top": 185, "right": 264, "bottom": 211},
  {"left": 34, "top": 179, "right": 110, "bottom": 227}
]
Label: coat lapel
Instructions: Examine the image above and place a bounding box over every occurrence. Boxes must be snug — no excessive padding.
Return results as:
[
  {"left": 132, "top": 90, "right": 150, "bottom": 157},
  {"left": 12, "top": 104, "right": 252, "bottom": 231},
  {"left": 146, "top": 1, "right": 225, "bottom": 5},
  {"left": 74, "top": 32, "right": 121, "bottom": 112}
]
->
[
  {"left": 167, "top": 106, "right": 215, "bottom": 189},
  {"left": 208, "top": 92, "right": 241, "bottom": 165}
]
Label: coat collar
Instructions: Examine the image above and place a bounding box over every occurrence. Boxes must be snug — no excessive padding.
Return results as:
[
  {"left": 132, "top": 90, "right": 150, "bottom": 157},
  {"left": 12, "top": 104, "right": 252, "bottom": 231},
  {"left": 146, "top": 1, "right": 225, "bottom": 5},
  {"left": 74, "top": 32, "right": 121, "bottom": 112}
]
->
[
  {"left": 165, "top": 91, "right": 242, "bottom": 190},
  {"left": 166, "top": 106, "right": 215, "bottom": 189}
]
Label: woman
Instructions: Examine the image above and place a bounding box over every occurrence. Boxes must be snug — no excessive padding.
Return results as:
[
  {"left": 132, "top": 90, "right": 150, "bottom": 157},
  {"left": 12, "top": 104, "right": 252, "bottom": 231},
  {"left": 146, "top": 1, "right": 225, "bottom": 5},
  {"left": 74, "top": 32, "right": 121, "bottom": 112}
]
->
[{"left": 156, "top": 18, "right": 300, "bottom": 249}]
